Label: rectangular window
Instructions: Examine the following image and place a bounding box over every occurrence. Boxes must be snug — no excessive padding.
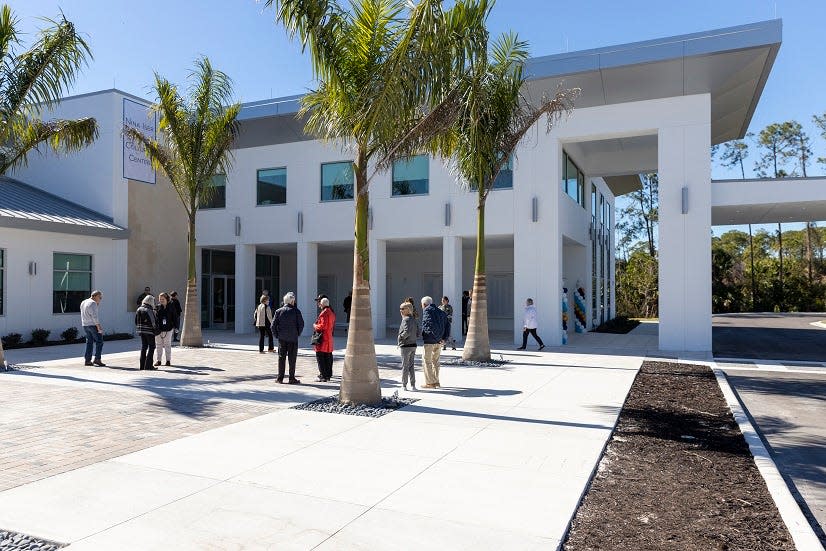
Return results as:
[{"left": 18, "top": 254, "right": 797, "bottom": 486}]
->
[
  {"left": 493, "top": 156, "right": 514, "bottom": 189},
  {"left": 200, "top": 174, "right": 226, "bottom": 209},
  {"left": 0, "top": 249, "right": 4, "bottom": 316},
  {"left": 257, "top": 167, "right": 287, "bottom": 205},
  {"left": 392, "top": 155, "right": 429, "bottom": 196},
  {"left": 321, "top": 161, "right": 354, "bottom": 201},
  {"left": 53, "top": 253, "right": 92, "bottom": 314},
  {"left": 562, "top": 152, "right": 585, "bottom": 208}
]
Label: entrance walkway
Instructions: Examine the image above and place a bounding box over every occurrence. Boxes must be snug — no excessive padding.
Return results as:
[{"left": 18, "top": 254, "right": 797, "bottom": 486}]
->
[{"left": 0, "top": 334, "right": 644, "bottom": 550}]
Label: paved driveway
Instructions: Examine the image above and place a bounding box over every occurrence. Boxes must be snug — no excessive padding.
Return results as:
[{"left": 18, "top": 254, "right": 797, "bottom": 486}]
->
[{"left": 713, "top": 313, "right": 826, "bottom": 362}]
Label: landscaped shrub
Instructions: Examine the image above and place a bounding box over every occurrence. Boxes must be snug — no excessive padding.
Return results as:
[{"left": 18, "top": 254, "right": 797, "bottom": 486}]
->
[
  {"left": 61, "top": 327, "right": 79, "bottom": 342},
  {"left": 2, "top": 333, "right": 22, "bottom": 346},
  {"left": 30, "top": 328, "right": 51, "bottom": 345}
]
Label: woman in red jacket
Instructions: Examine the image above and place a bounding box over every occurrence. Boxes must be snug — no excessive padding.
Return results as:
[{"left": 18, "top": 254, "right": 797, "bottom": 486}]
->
[{"left": 313, "top": 295, "right": 336, "bottom": 382}]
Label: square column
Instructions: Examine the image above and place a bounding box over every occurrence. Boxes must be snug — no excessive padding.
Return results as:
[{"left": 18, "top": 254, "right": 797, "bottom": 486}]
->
[
  {"left": 369, "top": 238, "right": 386, "bottom": 339},
  {"left": 442, "top": 236, "right": 463, "bottom": 342},
  {"left": 234, "top": 244, "right": 256, "bottom": 334},
  {"left": 657, "top": 97, "right": 712, "bottom": 351},
  {"left": 297, "top": 242, "right": 318, "bottom": 317}
]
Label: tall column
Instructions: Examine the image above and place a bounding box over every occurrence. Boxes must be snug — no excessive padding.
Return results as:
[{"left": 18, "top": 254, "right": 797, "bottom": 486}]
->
[
  {"left": 234, "top": 244, "right": 256, "bottom": 334},
  {"left": 296, "top": 241, "right": 318, "bottom": 319},
  {"left": 657, "top": 95, "right": 712, "bottom": 352},
  {"left": 369, "top": 238, "right": 386, "bottom": 340},
  {"left": 442, "top": 235, "right": 463, "bottom": 342}
]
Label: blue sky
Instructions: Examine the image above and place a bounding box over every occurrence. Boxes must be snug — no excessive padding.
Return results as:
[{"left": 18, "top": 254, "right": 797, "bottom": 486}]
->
[{"left": 10, "top": 0, "right": 826, "bottom": 232}]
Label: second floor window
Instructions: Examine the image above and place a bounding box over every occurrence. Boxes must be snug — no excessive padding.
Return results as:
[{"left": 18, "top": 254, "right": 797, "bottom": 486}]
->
[
  {"left": 321, "top": 161, "right": 354, "bottom": 201},
  {"left": 200, "top": 174, "right": 226, "bottom": 209},
  {"left": 392, "top": 155, "right": 429, "bottom": 196},
  {"left": 257, "top": 167, "right": 287, "bottom": 205}
]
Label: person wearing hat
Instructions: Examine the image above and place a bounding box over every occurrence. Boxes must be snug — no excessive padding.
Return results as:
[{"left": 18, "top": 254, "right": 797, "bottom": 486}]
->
[{"left": 312, "top": 293, "right": 336, "bottom": 382}]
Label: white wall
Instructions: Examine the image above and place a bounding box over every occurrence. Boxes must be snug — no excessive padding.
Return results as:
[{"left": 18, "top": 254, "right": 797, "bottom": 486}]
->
[{"left": 0, "top": 228, "right": 130, "bottom": 338}]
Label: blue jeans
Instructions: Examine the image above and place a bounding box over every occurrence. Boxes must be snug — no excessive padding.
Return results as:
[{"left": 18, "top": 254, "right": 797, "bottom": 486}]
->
[{"left": 83, "top": 325, "right": 103, "bottom": 362}]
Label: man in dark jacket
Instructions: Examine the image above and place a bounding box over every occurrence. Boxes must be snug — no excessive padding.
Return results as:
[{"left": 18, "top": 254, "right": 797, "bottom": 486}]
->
[
  {"left": 461, "top": 290, "right": 470, "bottom": 335},
  {"left": 170, "top": 291, "right": 183, "bottom": 342},
  {"left": 273, "top": 291, "right": 304, "bottom": 384},
  {"left": 420, "top": 296, "right": 449, "bottom": 388}
]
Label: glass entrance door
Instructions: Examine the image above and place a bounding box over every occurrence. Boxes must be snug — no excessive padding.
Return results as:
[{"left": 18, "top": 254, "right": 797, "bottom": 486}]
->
[{"left": 211, "top": 276, "right": 235, "bottom": 330}]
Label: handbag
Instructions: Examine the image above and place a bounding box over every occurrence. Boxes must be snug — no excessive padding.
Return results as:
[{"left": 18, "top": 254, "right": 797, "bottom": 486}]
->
[{"left": 311, "top": 330, "right": 323, "bottom": 345}]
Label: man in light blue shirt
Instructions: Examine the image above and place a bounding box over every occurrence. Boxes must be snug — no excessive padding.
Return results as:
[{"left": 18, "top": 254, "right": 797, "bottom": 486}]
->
[{"left": 80, "top": 290, "right": 105, "bottom": 366}]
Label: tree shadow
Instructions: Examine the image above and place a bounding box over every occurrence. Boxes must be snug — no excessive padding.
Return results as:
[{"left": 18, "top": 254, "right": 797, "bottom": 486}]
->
[
  {"left": 399, "top": 403, "right": 613, "bottom": 430},
  {"left": 727, "top": 373, "right": 826, "bottom": 402}
]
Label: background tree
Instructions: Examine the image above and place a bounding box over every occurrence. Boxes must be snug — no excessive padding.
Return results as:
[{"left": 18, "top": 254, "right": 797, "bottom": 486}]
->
[
  {"left": 124, "top": 58, "right": 240, "bottom": 348},
  {"left": 0, "top": 5, "right": 98, "bottom": 367},
  {"left": 443, "top": 31, "right": 576, "bottom": 361},
  {"left": 616, "top": 173, "right": 658, "bottom": 258},
  {"left": 267, "top": 0, "right": 489, "bottom": 404}
]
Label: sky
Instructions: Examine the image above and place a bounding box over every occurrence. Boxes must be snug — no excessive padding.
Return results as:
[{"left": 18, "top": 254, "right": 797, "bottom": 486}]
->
[{"left": 9, "top": 0, "right": 826, "bottom": 235}]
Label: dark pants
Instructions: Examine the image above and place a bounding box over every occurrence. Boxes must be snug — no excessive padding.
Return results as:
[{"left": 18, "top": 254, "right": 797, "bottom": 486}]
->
[
  {"left": 462, "top": 314, "right": 468, "bottom": 335},
  {"left": 316, "top": 352, "right": 333, "bottom": 379},
  {"left": 139, "top": 334, "right": 156, "bottom": 370},
  {"left": 345, "top": 310, "right": 351, "bottom": 323},
  {"left": 83, "top": 325, "right": 103, "bottom": 362},
  {"left": 277, "top": 339, "right": 298, "bottom": 380},
  {"left": 521, "top": 328, "right": 544, "bottom": 348},
  {"left": 258, "top": 326, "right": 274, "bottom": 352}
]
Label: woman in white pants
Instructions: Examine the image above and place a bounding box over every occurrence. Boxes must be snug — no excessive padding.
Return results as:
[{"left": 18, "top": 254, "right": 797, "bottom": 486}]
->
[{"left": 154, "top": 292, "right": 177, "bottom": 366}]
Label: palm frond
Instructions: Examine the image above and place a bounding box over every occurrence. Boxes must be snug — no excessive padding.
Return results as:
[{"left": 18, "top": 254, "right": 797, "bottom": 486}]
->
[{"left": 1, "top": 115, "right": 97, "bottom": 173}]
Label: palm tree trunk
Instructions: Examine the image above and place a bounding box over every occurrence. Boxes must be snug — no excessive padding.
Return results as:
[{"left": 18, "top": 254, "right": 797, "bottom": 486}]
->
[
  {"left": 340, "top": 160, "right": 381, "bottom": 405},
  {"left": 0, "top": 340, "right": 6, "bottom": 369},
  {"left": 181, "top": 217, "right": 204, "bottom": 347},
  {"left": 462, "top": 194, "right": 491, "bottom": 362}
]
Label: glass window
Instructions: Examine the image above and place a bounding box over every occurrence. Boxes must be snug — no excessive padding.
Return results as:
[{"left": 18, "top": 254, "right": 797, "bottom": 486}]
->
[
  {"left": 321, "top": 161, "right": 354, "bottom": 201},
  {"left": 200, "top": 174, "right": 226, "bottom": 209},
  {"left": 0, "top": 249, "right": 4, "bottom": 316},
  {"left": 493, "top": 156, "right": 514, "bottom": 189},
  {"left": 392, "top": 155, "right": 429, "bottom": 196},
  {"left": 257, "top": 167, "right": 287, "bottom": 205},
  {"left": 53, "top": 253, "right": 92, "bottom": 313},
  {"left": 562, "top": 152, "right": 585, "bottom": 208}
]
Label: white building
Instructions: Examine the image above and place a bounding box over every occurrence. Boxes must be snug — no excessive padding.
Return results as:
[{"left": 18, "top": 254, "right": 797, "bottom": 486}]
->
[{"left": 8, "top": 19, "right": 820, "bottom": 353}]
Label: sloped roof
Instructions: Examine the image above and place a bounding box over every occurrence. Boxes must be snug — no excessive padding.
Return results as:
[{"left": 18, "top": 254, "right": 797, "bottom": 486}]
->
[{"left": 0, "top": 176, "right": 129, "bottom": 239}]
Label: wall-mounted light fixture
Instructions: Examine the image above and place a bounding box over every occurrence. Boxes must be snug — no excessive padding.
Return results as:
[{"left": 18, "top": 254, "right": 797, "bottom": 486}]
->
[
  {"left": 234, "top": 216, "right": 241, "bottom": 237},
  {"left": 531, "top": 197, "right": 539, "bottom": 222},
  {"left": 444, "top": 202, "right": 451, "bottom": 227},
  {"left": 28, "top": 261, "right": 37, "bottom": 276},
  {"left": 368, "top": 207, "right": 373, "bottom": 230},
  {"left": 681, "top": 186, "right": 689, "bottom": 215},
  {"left": 297, "top": 211, "right": 303, "bottom": 233}
]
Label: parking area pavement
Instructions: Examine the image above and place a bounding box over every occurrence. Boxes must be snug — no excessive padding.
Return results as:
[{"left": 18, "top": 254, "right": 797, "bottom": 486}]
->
[{"left": 713, "top": 312, "right": 826, "bottom": 362}]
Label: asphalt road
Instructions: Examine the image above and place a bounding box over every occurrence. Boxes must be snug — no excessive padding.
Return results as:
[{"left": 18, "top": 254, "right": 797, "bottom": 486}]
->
[{"left": 713, "top": 313, "right": 826, "bottom": 362}]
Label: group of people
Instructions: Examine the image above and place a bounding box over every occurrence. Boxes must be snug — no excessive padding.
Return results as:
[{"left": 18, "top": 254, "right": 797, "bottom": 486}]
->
[
  {"left": 397, "top": 295, "right": 452, "bottom": 390},
  {"left": 135, "top": 290, "right": 182, "bottom": 370}
]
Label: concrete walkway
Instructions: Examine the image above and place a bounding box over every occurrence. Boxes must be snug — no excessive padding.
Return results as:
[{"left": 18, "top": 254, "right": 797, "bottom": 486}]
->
[{"left": 0, "top": 333, "right": 643, "bottom": 550}]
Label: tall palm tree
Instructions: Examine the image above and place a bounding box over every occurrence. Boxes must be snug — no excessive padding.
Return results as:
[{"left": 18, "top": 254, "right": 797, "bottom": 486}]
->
[
  {"left": 448, "top": 32, "right": 577, "bottom": 361},
  {"left": 267, "top": 0, "right": 489, "bottom": 405},
  {"left": 0, "top": 5, "right": 98, "bottom": 367},
  {"left": 123, "top": 58, "right": 240, "bottom": 348}
]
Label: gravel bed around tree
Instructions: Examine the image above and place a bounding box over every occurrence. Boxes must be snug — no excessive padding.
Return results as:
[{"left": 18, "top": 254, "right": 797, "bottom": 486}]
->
[
  {"left": 0, "top": 530, "right": 65, "bottom": 550},
  {"left": 292, "top": 391, "right": 418, "bottom": 417},
  {"left": 442, "top": 357, "right": 511, "bottom": 368},
  {"left": 562, "top": 361, "right": 795, "bottom": 551}
]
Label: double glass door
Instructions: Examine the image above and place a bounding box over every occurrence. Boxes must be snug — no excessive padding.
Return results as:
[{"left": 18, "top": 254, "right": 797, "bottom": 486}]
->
[{"left": 211, "top": 276, "right": 235, "bottom": 329}]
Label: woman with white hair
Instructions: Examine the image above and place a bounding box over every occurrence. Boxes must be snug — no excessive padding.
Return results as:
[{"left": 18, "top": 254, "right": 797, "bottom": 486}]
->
[
  {"left": 273, "top": 291, "right": 304, "bottom": 384},
  {"left": 135, "top": 294, "right": 158, "bottom": 371},
  {"left": 312, "top": 294, "right": 336, "bottom": 382}
]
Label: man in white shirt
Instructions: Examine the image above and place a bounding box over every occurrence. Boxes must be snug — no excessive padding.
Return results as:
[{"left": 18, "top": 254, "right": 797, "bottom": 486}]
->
[
  {"left": 80, "top": 290, "right": 106, "bottom": 366},
  {"left": 517, "top": 298, "right": 545, "bottom": 351}
]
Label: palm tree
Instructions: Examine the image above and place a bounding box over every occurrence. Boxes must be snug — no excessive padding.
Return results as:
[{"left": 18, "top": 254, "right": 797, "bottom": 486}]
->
[
  {"left": 0, "top": 5, "right": 98, "bottom": 367},
  {"left": 267, "top": 0, "right": 488, "bottom": 405},
  {"left": 123, "top": 58, "right": 240, "bottom": 348},
  {"left": 448, "top": 32, "right": 577, "bottom": 361}
]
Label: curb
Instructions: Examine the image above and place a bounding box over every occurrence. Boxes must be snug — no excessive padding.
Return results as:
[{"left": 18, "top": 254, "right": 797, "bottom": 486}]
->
[{"left": 713, "top": 366, "right": 824, "bottom": 551}]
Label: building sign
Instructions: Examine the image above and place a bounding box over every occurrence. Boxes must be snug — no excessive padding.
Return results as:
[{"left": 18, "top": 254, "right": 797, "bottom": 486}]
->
[{"left": 122, "top": 98, "right": 157, "bottom": 184}]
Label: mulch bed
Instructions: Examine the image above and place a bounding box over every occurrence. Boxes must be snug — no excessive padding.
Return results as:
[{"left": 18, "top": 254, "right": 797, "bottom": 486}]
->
[
  {"left": 563, "top": 361, "right": 794, "bottom": 551},
  {"left": 592, "top": 316, "right": 641, "bottom": 334}
]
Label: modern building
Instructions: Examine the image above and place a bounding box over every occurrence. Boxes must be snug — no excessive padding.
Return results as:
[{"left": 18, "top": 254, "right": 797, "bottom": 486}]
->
[{"left": 7, "top": 19, "right": 817, "bottom": 353}]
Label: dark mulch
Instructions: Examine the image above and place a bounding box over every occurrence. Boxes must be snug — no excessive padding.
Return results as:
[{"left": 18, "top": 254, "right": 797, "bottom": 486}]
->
[
  {"left": 592, "top": 316, "right": 641, "bottom": 334},
  {"left": 563, "top": 361, "right": 795, "bottom": 551},
  {"left": 1, "top": 333, "right": 133, "bottom": 350}
]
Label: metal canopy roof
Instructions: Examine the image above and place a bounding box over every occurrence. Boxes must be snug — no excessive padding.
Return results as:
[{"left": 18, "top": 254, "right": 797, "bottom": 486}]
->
[{"left": 0, "top": 176, "right": 129, "bottom": 239}]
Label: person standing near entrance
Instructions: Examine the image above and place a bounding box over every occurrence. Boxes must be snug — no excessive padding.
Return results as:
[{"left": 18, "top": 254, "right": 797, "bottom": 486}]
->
[
  {"left": 255, "top": 294, "right": 275, "bottom": 353},
  {"left": 420, "top": 296, "right": 448, "bottom": 388},
  {"left": 274, "top": 292, "right": 304, "bottom": 384},
  {"left": 313, "top": 294, "right": 336, "bottom": 382},
  {"left": 398, "top": 301, "right": 420, "bottom": 391},
  {"left": 154, "top": 292, "right": 177, "bottom": 367},
  {"left": 80, "top": 290, "right": 105, "bottom": 367},
  {"left": 170, "top": 291, "right": 183, "bottom": 342},
  {"left": 461, "top": 290, "right": 470, "bottom": 335},
  {"left": 136, "top": 286, "right": 151, "bottom": 308},
  {"left": 518, "top": 298, "right": 545, "bottom": 351},
  {"left": 439, "top": 296, "right": 457, "bottom": 351},
  {"left": 135, "top": 295, "right": 158, "bottom": 370},
  {"left": 343, "top": 291, "right": 352, "bottom": 324}
]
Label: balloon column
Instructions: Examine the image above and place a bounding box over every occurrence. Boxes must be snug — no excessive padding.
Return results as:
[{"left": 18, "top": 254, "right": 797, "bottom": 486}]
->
[
  {"left": 574, "top": 280, "right": 587, "bottom": 333},
  {"left": 561, "top": 286, "right": 569, "bottom": 345}
]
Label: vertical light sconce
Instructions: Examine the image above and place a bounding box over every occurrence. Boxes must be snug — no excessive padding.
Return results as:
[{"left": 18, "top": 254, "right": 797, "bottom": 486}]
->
[
  {"left": 681, "top": 186, "right": 689, "bottom": 214},
  {"left": 28, "top": 261, "right": 37, "bottom": 276},
  {"left": 297, "top": 211, "right": 303, "bottom": 233},
  {"left": 368, "top": 207, "right": 373, "bottom": 230},
  {"left": 444, "top": 202, "right": 451, "bottom": 226},
  {"left": 531, "top": 196, "right": 539, "bottom": 222},
  {"left": 234, "top": 216, "right": 241, "bottom": 236}
]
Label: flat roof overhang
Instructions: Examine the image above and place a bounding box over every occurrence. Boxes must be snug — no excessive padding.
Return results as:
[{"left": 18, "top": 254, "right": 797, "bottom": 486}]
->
[{"left": 712, "top": 177, "right": 826, "bottom": 225}]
